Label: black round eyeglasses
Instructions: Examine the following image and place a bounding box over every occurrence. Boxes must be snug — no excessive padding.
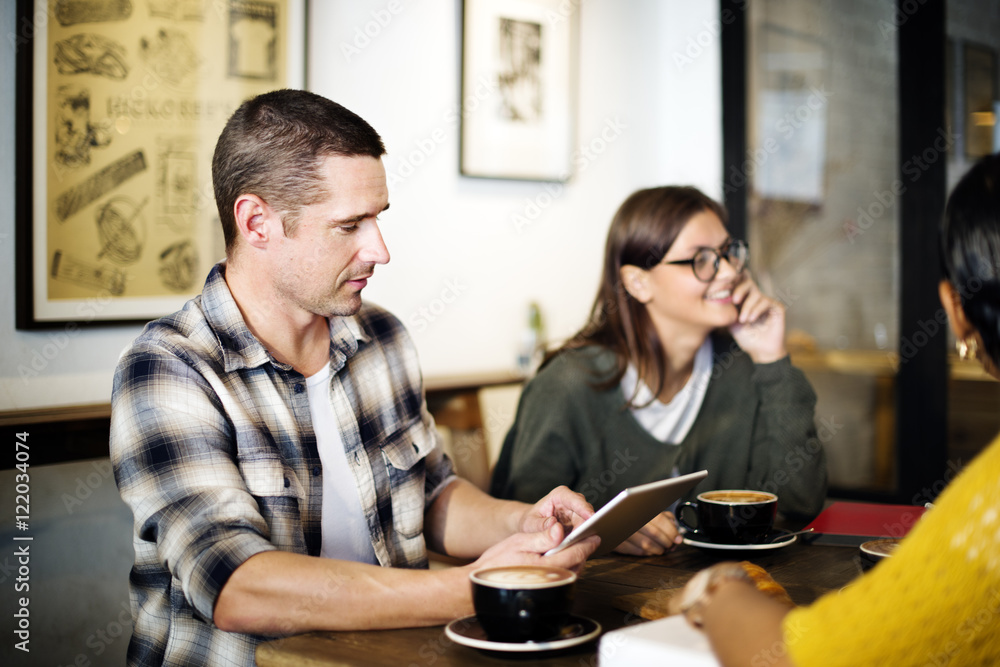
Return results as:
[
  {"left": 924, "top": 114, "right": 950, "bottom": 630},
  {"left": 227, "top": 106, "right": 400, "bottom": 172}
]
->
[{"left": 661, "top": 239, "right": 749, "bottom": 283}]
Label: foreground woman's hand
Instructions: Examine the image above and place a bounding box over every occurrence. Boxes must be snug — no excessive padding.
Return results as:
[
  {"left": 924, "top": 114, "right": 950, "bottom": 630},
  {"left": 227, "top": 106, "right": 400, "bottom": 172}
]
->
[
  {"left": 667, "top": 561, "right": 796, "bottom": 667},
  {"left": 669, "top": 562, "right": 753, "bottom": 627},
  {"left": 669, "top": 561, "right": 795, "bottom": 627},
  {"left": 614, "top": 511, "right": 682, "bottom": 556}
]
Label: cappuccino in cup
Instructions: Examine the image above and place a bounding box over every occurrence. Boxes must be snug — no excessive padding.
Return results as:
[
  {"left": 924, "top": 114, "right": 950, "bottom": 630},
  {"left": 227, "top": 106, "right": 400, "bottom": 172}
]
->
[
  {"left": 472, "top": 566, "right": 575, "bottom": 587},
  {"left": 678, "top": 490, "right": 778, "bottom": 544},
  {"left": 470, "top": 566, "right": 576, "bottom": 642}
]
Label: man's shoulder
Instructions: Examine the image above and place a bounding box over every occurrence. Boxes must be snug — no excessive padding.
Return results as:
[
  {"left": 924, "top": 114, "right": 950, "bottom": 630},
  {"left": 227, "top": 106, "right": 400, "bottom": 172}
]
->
[
  {"left": 121, "top": 263, "right": 233, "bottom": 356},
  {"left": 120, "top": 296, "right": 219, "bottom": 365}
]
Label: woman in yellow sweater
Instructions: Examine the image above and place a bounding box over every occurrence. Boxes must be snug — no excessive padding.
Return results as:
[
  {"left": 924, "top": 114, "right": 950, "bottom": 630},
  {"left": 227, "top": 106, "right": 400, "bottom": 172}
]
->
[{"left": 672, "top": 152, "right": 1000, "bottom": 666}]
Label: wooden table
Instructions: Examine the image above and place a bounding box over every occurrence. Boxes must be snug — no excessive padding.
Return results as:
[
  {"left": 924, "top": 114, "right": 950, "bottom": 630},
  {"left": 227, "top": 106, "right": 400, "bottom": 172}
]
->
[{"left": 255, "top": 538, "right": 863, "bottom": 666}]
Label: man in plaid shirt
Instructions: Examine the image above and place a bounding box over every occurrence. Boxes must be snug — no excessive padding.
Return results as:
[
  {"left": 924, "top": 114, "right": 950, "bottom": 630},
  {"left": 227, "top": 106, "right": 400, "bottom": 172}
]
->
[{"left": 110, "top": 89, "right": 600, "bottom": 667}]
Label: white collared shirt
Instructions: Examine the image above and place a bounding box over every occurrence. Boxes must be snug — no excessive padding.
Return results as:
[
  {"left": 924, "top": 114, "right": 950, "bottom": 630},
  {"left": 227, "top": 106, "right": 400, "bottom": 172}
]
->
[{"left": 621, "top": 338, "right": 713, "bottom": 444}]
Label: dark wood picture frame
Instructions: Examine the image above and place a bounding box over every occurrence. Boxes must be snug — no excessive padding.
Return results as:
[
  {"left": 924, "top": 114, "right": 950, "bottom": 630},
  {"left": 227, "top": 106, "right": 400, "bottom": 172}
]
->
[{"left": 15, "top": 0, "right": 306, "bottom": 329}]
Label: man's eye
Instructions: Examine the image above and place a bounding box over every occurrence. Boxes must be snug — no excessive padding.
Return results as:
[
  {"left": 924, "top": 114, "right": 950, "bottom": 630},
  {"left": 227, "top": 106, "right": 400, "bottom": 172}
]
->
[{"left": 339, "top": 224, "right": 359, "bottom": 233}]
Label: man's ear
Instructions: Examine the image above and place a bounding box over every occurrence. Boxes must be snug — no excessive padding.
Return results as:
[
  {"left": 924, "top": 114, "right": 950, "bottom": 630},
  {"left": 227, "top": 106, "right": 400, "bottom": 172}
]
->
[
  {"left": 233, "top": 194, "right": 279, "bottom": 250},
  {"left": 620, "top": 265, "right": 652, "bottom": 303},
  {"left": 939, "top": 279, "right": 976, "bottom": 340}
]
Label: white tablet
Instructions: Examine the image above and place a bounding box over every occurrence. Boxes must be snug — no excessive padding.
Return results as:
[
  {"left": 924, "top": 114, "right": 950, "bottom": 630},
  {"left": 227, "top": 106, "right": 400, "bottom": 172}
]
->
[{"left": 545, "top": 470, "right": 709, "bottom": 558}]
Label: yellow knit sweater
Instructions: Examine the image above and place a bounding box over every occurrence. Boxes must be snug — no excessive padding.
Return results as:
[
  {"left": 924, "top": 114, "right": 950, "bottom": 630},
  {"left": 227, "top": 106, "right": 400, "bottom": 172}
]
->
[{"left": 784, "top": 435, "right": 1000, "bottom": 666}]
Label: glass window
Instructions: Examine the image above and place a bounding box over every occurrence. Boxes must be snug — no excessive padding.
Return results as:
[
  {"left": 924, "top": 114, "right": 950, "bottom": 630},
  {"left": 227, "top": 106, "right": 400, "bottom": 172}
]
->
[{"left": 747, "top": 0, "right": 902, "bottom": 493}]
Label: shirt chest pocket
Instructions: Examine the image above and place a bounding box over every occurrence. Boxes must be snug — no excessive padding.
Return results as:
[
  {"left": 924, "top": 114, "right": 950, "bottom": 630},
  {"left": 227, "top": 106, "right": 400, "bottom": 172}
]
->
[
  {"left": 235, "top": 429, "right": 305, "bottom": 500},
  {"left": 239, "top": 456, "right": 303, "bottom": 499},
  {"left": 379, "top": 419, "right": 434, "bottom": 539},
  {"left": 237, "top": 455, "right": 308, "bottom": 553}
]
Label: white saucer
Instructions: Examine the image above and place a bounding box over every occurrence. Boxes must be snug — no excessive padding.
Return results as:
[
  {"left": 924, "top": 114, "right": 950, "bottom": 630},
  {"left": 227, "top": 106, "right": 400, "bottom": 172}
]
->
[
  {"left": 444, "top": 614, "right": 601, "bottom": 653},
  {"left": 683, "top": 529, "right": 798, "bottom": 551}
]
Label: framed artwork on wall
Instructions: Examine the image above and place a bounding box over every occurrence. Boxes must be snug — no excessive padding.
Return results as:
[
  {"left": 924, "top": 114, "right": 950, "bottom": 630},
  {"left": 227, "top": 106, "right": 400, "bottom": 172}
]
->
[
  {"left": 15, "top": 0, "right": 306, "bottom": 329},
  {"left": 459, "top": 0, "right": 578, "bottom": 182}
]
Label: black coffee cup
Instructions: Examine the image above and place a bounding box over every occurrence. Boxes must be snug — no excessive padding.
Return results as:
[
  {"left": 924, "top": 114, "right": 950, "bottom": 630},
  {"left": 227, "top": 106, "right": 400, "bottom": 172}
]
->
[
  {"left": 470, "top": 565, "right": 576, "bottom": 643},
  {"left": 678, "top": 490, "right": 778, "bottom": 544}
]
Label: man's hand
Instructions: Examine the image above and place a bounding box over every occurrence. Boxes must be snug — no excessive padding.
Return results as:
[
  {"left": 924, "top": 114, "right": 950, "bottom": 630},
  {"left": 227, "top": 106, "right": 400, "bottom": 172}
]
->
[
  {"left": 467, "top": 519, "right": 600, "bottom": 575},
  {"left": 518, "top": 485, "right": 595, "bottom": 535},
  {"left": 613, "top": 511, "right": 682, "bottom": 556},
  {"left": 459, "top": 486, "right": 599, "bottom": 574},
  {"left": 728, "top": 275, "right": 787, "bottom": 365}
]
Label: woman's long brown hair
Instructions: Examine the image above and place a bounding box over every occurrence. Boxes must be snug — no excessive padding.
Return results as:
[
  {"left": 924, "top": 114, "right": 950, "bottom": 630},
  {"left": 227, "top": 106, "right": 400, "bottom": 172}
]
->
[{"left": 550, "top": 186, "right": 728, "bottom": 407}]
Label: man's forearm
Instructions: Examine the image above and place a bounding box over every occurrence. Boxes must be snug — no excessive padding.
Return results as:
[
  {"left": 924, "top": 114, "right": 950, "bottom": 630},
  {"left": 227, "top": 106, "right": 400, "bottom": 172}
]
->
[
  {"left": 424, "top": 478, "right": 528, "bottom": 558},
  {"left": 214, "top": 550, "right": 472, "bottom": 635}
]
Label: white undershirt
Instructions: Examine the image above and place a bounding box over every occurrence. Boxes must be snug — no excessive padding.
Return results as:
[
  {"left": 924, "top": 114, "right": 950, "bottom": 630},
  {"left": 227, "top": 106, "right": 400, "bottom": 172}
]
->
[
  {"left": 306, "top": 365, "right": 378, "bottom": 564},
  {"left": 622, "top": 338, "right": 713, "bottom": 445}
]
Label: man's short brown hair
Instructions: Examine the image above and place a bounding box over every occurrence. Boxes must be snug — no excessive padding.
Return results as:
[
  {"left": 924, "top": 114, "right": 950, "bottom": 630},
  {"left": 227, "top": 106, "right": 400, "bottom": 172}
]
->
[{"left": 212, "top": 89, "right": 386, "bottom": 253}]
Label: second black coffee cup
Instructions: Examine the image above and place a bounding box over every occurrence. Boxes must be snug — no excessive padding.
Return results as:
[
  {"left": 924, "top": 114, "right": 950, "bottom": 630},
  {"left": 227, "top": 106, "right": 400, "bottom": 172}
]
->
[{"left": 677, "top": 489, "right": 778, "bottom": 544}]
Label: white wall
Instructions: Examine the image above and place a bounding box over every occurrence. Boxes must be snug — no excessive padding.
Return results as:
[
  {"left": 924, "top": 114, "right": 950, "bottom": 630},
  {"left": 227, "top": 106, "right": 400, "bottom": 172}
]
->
[
  {"left": 313, "top": 0, "right": 722, "bottom": 379},
  {"left": 0, "top": 0, "right": 722, "bottom": 410}
]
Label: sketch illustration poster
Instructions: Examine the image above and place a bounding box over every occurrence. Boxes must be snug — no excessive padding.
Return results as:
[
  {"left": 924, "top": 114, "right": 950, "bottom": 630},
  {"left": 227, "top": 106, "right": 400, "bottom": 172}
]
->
[
  {"left": 460, "top": 0, "right": 577, "bottom": 181},
  {"left": 22, "top": 0, "right": 304, "bottom": 325}
]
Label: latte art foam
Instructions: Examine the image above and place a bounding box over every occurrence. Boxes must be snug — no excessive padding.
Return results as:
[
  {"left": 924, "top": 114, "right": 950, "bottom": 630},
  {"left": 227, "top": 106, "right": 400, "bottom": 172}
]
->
[
  {"left": 701, "top": 490, "right": 776, "bottom": 505},
  {"left": 471, "top": 566, "right": 576, "bottom": 589}
]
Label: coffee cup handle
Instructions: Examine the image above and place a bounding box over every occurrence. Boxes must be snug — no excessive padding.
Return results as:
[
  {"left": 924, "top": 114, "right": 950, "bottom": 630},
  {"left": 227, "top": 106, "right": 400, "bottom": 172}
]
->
[{"left": 677, "top": 502, "right": 701, "bottom": 535}]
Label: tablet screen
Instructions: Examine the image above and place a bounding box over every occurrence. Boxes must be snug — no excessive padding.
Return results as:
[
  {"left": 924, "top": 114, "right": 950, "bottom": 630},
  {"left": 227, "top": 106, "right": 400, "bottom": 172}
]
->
[{"left": 545, "top": 469, "right": 709, "bottom": 558}]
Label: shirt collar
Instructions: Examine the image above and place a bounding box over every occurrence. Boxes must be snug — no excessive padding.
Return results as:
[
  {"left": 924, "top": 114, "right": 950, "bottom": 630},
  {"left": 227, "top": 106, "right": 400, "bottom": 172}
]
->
[
  {"left": 200, "top": 261, "right": 370, "bottom": 374},
  {"left": 622, "top": 337, "right": 714, "bottom": 409},
  {"left": 328, "top": 311, "right": 370, "bottom": 374}
]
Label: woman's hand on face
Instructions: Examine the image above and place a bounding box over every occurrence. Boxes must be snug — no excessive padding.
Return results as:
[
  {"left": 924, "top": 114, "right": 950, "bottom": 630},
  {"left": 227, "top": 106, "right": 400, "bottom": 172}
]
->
[{"left": 728, "top": 276, "right": 788, "bottom": 364}]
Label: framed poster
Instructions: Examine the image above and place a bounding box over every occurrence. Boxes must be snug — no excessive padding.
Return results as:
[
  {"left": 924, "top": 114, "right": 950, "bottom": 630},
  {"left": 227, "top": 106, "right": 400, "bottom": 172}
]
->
[
  {"left": 459, "top": 0, "right": 578, "bottom": 182},
  {"left": 15, "top": 0, "right": 306, "bottom": 328}
]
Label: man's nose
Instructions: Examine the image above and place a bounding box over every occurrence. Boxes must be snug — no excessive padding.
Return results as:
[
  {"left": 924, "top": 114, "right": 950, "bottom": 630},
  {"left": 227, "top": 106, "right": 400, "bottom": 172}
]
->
[{"left": 361, "top": 221, "right": 390, "bottom": 265}]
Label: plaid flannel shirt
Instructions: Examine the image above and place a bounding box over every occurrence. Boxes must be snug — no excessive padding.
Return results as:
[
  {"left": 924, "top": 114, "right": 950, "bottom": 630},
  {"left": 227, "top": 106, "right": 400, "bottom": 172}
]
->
[{"left": 110, "top": 263, "right": 455, "bottom": 667}]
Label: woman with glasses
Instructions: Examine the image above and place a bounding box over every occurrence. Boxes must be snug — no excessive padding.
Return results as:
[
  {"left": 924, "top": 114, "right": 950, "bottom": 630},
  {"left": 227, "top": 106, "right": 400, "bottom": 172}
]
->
[{"left": 490, "top": 186, "right": 826, "bottom": 555}]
